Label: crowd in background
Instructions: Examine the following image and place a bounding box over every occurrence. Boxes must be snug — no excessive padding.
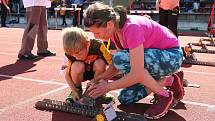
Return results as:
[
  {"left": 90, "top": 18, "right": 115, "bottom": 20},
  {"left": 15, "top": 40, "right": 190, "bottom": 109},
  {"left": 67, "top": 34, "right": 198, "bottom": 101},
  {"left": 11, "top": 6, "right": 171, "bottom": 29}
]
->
[{"left": 0, "top": 0, "right": 214, "bottom": 27}]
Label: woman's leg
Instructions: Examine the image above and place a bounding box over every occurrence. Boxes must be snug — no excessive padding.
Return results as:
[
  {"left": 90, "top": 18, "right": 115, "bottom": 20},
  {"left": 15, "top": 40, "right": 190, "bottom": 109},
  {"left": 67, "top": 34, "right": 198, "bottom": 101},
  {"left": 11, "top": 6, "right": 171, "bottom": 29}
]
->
[{"left": 113, "top": 48, "right": 183, "bottom": 104}]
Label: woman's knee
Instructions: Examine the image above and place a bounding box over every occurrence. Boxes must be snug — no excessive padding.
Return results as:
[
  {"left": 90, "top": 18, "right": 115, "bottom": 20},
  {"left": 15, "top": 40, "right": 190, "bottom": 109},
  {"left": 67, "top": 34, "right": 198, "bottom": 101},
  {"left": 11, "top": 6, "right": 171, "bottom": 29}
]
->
[{"left": 112, "top": 50, "right": 130, "bottom": 73}]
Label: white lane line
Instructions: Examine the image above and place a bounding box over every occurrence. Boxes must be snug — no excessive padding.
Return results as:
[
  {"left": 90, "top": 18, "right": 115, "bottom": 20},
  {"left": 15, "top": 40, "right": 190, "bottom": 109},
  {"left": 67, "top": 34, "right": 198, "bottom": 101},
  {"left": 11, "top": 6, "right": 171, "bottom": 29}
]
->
[
  {"left": 183, "top": 70, "right": 215, "bottom": 76},
  {"left": 0, "top": 74, "right": 67, "bottom": 86},
  {"left": 111, "top": 90, "right": 215, "bottom": 112},
  {"left": 0, "top": 42, "right": 62, "bottom": 48},
  {"left": 1, "top": 73, "right": 215, "bottom": 112},
  {"left": 0, "top": 52, "right": 63, "bottom": 60},
  {"left": 0, "top": 85, "right": 68, "bottom": 112}
]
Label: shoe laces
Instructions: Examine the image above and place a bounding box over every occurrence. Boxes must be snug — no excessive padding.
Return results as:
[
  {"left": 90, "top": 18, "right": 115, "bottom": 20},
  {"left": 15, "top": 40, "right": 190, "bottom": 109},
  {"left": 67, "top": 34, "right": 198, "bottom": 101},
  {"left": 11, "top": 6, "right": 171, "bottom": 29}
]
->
[{"left": 150, "top": 94, "right": 159, "bottom": 104}]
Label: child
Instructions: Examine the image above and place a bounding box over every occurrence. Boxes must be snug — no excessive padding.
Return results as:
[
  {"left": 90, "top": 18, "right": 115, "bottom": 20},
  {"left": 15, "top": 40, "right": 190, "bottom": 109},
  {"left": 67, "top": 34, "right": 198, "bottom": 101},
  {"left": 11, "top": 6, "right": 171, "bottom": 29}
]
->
[
  {"left": 61, "top": 27, "right": 113, "bottom": 103},
  {"left": 59, "top": 0, "right": 67, "bottom": 26}
]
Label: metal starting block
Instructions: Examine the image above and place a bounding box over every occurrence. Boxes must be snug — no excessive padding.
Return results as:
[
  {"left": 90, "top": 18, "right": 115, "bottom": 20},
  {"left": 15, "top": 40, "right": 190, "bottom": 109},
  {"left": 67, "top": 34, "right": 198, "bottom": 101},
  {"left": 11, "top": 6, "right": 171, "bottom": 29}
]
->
[
  {"left": 184, "top": 43, "right": 215, "bottom": 54},
  {"left": 182, "top": 45, "right": 215, "bottom": 67},
  {"left": 191, "top": 38, "right": 215, "bottom": 47},
  {"left": 35, "top": 99, "right": 147, "bottom": 121}
]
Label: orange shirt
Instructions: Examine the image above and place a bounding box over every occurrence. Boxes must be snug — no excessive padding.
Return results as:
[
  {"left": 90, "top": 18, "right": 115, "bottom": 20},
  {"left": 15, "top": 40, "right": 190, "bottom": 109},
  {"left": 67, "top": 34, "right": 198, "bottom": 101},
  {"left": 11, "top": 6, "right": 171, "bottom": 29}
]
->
[
  {"left": 157, "top": 0, "right": 180, "bottom": 10},
  {"left": 1, "top": 0, "right": 9, "bottom": 4}
]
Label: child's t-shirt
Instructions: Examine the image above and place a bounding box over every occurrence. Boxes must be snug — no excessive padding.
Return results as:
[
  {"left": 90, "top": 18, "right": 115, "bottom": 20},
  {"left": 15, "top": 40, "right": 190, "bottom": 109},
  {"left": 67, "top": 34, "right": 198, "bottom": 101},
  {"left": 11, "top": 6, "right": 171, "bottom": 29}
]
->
[
  {"left": 61, "top": 39, "right": 112, "bottom": 76},
  {"left": 112, "top": 15, "right": 179, "bottom": 50}
]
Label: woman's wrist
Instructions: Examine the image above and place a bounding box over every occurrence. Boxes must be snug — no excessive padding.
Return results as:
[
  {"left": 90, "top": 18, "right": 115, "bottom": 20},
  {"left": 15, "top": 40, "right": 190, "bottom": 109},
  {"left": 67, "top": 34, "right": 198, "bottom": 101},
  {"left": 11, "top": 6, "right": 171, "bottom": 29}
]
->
[{"left": 106, "top": 82, "right": 112, "bottom": 92}]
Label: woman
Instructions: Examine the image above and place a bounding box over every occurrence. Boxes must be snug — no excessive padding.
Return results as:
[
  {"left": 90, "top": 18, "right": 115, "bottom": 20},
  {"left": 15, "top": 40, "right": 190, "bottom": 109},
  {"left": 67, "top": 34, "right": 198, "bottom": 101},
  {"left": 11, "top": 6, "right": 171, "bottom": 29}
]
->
[
  {"left": 84, "top": 2, "right": 183, "bottom": 119},
  {"left": 1, "top": 0, "right": 10, "bottom": 27}
]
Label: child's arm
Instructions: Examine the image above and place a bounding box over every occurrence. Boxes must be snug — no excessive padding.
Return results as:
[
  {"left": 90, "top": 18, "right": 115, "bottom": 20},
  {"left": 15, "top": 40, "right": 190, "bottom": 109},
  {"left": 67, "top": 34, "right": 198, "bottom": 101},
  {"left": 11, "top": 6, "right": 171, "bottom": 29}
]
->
[
  {"left": 92, "top": 64, "right": 119, "bottom": 83},
  {"left": 62, "top": 56, "right": 81, "bottom": 102}
]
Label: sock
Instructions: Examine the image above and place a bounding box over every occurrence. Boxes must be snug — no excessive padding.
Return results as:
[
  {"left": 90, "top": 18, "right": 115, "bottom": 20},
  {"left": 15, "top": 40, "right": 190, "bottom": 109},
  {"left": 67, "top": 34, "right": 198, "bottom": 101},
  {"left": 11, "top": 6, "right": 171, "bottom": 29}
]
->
[
  {"left": 157, "top": 90, "right": 169, "bottom": 97},
  {"left": 164, "top": 75, "right": 174, "bottom": 87}
]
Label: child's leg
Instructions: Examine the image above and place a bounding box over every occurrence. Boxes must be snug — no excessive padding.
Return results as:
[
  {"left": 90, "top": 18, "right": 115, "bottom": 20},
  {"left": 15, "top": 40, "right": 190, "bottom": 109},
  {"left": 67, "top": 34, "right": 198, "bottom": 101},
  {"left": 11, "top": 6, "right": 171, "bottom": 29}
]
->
[
  {"left": 70, "top": 61, "right": 86, "bottom": 87},
  {"left": 93, "top": 58, "right": 106, "bottom": 78},
  {"left": 66, "top": 61, "right": 85, "bottom": 103}
]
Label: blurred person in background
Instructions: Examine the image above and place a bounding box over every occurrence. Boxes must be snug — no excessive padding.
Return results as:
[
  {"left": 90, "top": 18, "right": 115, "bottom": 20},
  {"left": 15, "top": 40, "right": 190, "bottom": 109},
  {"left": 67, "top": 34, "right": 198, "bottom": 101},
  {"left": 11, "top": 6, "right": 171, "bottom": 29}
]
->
[
  {"left": 18, "top": 0, "right": 56, "bottom": 60},
  {"left": 156, "top": 0, "right": 180, "bottom": 37},
  {"left": 1, "top": 0, "right": 10, "bottom": 27}
]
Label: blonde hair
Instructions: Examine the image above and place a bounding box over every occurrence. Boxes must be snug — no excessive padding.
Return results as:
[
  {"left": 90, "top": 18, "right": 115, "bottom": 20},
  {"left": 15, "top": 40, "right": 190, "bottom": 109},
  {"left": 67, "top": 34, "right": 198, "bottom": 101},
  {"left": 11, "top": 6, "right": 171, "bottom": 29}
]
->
[{"left": 62, "top": 27, "right": 89, "bottom": 53}]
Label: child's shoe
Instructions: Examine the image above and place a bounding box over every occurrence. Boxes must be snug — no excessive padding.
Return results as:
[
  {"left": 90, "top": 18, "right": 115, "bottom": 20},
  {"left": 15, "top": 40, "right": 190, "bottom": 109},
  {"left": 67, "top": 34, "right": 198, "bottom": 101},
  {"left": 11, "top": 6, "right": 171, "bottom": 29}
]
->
[
  {"left": 144, "top": 91, "right": 173, "bottom": 119},
  {"left": 66, "top": 86, "right": 83, "bottom": 103},
  {"left": 96, "top": 93, "right": 115, "bottom": 104}
]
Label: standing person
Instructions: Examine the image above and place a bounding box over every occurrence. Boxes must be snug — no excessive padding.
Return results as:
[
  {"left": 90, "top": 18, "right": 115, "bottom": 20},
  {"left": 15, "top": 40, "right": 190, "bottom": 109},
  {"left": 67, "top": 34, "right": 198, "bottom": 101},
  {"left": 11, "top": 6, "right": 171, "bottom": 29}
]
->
[
  {"left": 59, "top": 0, "right": 68, "bottom": 26},
  {"left": 18, "top": 0, "right": 56, "bottom": 60},
  {"left": 83, "top": 2, "right": 184, "bottom": 119},
  {"left": 71, "top": 0, "right": 85, "bottom": 27},
  {"left": 1, "top": 0, "right": 10, "bottom": 27},
  {"left": 156, "top": 0, "right": 180, "bottom": 37}
]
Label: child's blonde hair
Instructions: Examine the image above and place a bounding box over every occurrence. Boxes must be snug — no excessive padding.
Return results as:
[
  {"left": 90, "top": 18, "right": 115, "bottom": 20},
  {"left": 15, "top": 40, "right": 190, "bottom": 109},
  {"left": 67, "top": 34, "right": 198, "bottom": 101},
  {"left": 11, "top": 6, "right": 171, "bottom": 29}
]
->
[{"left": 62, "top": 27, "right": 89, "bottom": 53}]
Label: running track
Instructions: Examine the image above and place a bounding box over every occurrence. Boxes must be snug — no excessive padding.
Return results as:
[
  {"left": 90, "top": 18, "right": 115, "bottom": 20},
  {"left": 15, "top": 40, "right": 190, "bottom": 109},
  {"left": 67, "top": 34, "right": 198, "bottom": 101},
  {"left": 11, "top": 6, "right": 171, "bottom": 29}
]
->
[{"left": 0, "top": 28, "right": 215, "bottom": 121}]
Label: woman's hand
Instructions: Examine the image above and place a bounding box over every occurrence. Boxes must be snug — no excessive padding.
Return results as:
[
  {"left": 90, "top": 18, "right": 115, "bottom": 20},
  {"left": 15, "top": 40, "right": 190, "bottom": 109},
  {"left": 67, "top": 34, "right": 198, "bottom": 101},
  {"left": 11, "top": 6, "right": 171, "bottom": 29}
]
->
[{"left": 87, "top": 79, "right": 109, "bottom": 99}]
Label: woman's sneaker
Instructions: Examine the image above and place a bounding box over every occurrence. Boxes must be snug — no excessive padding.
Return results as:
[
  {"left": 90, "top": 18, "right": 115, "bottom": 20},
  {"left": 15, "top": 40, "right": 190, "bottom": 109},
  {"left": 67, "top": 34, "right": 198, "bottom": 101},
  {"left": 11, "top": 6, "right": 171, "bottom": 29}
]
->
[
  {"left": 167, "top": 71, "right": 185, "bottom": 107},
  {"left": 144, "top": 91, "right": 173, "bottom": 119}
]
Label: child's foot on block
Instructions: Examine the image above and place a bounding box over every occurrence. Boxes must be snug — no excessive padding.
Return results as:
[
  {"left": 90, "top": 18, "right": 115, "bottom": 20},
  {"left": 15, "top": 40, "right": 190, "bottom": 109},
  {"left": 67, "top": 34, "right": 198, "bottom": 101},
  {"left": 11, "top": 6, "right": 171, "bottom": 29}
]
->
[
  {"left": 96, "top": 93, "right": 115, "bottom": 104},
  {"left": 65, "top": 86, "right": 82, "bottom": 103}
]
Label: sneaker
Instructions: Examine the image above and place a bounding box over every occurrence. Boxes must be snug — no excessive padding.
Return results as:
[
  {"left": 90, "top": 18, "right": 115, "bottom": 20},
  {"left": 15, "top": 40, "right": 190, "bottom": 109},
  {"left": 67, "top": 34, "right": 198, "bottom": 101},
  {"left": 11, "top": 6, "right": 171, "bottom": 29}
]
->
[
  {"left": 144, "top": 91, "right": 173, "bottom": 119},
  {"left": 37, "top": 50, "right": 56, "bottom": 57},
  {"left": 66, "top": 86, "right": 83, "bottom": 103},
  {"left": 167, "top": 71, "right": 185, "bottom": 107},
  {"left": 18, "top": 54, "right": 38, "bottom": 60}
]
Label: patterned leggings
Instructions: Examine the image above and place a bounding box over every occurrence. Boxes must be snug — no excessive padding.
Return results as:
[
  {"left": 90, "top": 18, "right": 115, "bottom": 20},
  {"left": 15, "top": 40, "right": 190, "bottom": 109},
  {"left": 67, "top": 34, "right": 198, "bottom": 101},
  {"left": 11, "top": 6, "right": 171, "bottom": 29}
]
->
[{"left": 112, "top": 47, "right": 183, "bottom": 104}]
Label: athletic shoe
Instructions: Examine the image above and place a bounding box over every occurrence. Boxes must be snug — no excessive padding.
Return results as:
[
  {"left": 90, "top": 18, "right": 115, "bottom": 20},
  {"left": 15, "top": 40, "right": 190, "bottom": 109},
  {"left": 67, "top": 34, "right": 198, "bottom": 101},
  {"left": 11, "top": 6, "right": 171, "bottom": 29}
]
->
[
  {"left": 18, "top": 54, "right": 38, "bottom": 60},
  {"left": 167, "top": 71, "right": 185, "bottom": 107},
  {"left": 37, "top": 50, "right": 56, "bottom": 57},
  {"left": 144, "top": 91, "right": 173, "bottom": 119},
  {"left": 66, "top": 86, "right": 83, "bottom": 103},
  {"left": 96, "top": 93, "right": 115, "bottom": 104}
]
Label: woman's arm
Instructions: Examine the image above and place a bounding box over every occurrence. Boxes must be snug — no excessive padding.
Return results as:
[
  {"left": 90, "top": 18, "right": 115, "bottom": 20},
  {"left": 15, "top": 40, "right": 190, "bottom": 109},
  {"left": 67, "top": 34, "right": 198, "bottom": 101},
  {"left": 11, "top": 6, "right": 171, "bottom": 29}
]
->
[
  {"left": 107, "top": 44, "right": 163, "bottom": 93},
  {"left": 87, "top": 44, "right": 164, "bottom": 98}
]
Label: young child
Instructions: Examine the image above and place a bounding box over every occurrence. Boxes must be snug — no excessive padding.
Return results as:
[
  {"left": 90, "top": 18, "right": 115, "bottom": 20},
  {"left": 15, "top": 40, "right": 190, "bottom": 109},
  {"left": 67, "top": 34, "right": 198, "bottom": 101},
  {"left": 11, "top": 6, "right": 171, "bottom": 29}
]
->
[
  {"left": 61, "top": 27, "right": 113, "bottom": 103},
  {"left": 59, "top": 0, "right": 67, "bottom": 26}
]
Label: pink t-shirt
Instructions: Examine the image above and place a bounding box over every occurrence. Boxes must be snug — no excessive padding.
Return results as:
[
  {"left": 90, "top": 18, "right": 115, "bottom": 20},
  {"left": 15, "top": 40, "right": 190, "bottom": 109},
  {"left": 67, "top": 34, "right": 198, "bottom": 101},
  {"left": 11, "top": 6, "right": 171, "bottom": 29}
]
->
[{"left": 112, "top": 15, "right": 179, "bottom": 50}]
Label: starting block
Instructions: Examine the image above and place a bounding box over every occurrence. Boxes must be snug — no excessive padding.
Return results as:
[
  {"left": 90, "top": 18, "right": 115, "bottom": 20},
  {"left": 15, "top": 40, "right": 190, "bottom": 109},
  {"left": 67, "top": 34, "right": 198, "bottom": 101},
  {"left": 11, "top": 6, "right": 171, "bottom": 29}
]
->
[
  {"left": 185, "top": 43, "right": 215, "bottom": 54},
  {"left": 35, "top": 99, "right": 147, "bottom": 121},
  {"left": 182, "top": 45, "right": 215, "bottom": 67}
]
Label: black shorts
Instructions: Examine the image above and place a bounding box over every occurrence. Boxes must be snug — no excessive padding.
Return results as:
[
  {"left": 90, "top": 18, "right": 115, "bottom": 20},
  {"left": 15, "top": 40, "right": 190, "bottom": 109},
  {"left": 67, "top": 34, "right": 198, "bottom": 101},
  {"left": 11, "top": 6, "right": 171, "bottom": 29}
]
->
[{"left": 83, "top": 62, "right": 95, "bottom": 81}]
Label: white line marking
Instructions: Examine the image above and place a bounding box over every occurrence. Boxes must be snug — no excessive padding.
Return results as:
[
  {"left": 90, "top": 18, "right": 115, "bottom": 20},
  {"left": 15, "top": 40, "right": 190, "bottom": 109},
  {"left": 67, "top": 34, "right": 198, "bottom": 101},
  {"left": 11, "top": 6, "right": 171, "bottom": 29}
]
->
[
  {"left": 183, "top": 70, "right": 215, "bottom": 76},
  {"left": 0, "top": 85, "right": 68, "bottom": 112},
  {"left": 0, "top": 52, "right": 215, "bottom": 112},
  {"left": 207, "top": 105, "right": 215, "bottom": 112},
  {"left": 0, "top": 74, "right": 67, "bottom": 86},
  {"left": 0, "top": 41, "right": 62, "bottom": 48},
  {"left": 0, "top": 52, "right": 63, "bottom": 60},
  {"left": 111, "top": 90, "right": 215, "bottom": 112},
  {"left": 1, "top": 73, "right": 215, "bottom": 112}
]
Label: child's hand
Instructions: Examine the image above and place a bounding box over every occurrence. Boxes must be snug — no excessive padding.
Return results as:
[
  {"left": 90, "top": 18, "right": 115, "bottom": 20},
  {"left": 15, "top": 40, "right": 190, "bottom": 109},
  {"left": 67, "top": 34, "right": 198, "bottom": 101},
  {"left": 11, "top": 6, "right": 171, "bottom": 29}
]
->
[{"left": 71, "top": 90, "right": 81, "bottom": 102}]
